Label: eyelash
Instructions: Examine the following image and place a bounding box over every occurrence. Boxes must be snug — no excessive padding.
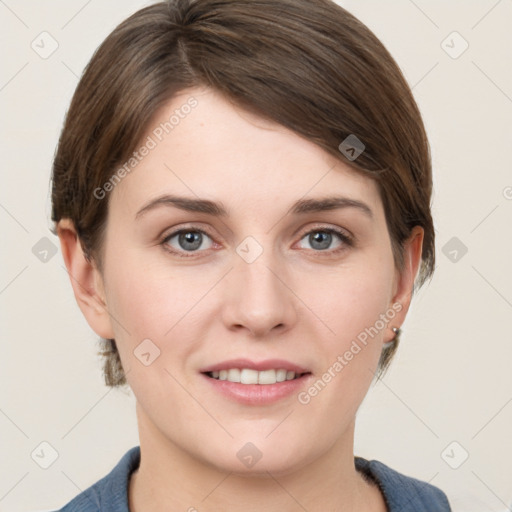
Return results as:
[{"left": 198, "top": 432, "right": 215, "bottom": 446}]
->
[{"left": 160, "top": 225, "right": 354, "bottom": 259}]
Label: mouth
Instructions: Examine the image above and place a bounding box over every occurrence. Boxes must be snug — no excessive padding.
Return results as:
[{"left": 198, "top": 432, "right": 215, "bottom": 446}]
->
[
  {"left": 199, "top": 359, "right": 312, "bottom": 405},
  {"left": 203, "top": 368, "right": 310, "bottom": 384}
]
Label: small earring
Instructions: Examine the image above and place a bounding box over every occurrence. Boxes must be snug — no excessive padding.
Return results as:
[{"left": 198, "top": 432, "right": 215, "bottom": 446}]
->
[{"left": 383, "top": 327, "right": 400, "bottom": 349}]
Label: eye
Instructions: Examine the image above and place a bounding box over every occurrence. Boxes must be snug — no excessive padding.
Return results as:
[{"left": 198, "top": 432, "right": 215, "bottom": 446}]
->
[
  {"left": 297, "top": 227, "right": 353, "bottom": 253},
  {"left": 162, "top": 228, "right": 214, "bottom": 257},
  {"left": 161, "top": 225, "right": 354, "bottom": 258}
]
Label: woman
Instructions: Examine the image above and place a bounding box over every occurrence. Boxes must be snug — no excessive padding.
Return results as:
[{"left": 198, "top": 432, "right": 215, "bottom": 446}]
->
[{"left": 51, "top": 0, "right": 451, "bottom": 509}]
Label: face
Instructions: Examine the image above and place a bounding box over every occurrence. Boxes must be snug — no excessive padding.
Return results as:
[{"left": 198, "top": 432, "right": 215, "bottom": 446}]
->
[{"left": 89, "top": 86, "right": 412, "bottom": 475}]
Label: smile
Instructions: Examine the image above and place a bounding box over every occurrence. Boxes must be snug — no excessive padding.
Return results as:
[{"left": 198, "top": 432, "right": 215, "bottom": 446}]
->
[{"left": 205, "top": 368, "right": 306, "bottom": 384}]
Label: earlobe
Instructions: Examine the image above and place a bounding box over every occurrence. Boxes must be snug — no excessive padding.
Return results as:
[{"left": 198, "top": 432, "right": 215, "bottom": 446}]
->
[
  {"left": 57, "top": 219, "right": 115, "bottom": 339},
  {"left": 385, "top": 226, "right": 425, "bottom": 342}
]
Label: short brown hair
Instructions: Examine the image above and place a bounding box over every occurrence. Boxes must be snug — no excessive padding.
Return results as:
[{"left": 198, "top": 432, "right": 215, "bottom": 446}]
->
[{"left": 51, "top": 0, "right": 435, "bottom": 386}]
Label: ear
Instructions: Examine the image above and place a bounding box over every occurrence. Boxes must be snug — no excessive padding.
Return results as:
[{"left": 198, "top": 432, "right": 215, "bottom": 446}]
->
[
  {"left": 384, "top": 226, "right": 424, "bottom": 343},
  {"left": 57, "top": 218, "right": 115, "bottom": 339}
]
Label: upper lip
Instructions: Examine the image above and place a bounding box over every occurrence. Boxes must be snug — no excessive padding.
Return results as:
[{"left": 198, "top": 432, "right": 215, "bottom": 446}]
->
[{"left": 200, "top": 358, "right": 310, "bottom": 374}]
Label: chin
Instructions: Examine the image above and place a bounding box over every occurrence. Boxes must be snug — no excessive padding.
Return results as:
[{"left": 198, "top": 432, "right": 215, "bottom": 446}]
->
[
  {"left": 213, "top": 450, "right": 311, "bottom": 477},
  {"left": 197, "top": 431, "right": 318, "bottom": 477}
]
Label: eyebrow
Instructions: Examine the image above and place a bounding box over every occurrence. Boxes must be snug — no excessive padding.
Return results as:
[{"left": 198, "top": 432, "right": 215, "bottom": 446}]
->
[{"left": 135, "top": 194, "right": 373, "bottom": 219}]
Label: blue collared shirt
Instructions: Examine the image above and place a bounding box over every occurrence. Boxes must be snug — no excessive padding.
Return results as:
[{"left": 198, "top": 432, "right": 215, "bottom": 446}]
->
[{"left": 55, "top": 446, "right": 451, "bottom": 511}]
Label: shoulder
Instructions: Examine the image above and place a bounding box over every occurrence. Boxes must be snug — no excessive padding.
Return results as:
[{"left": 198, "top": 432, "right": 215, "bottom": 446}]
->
[
  {"left": 355, "top": 456, "right": 452, "bottom": 511},
  {"left": 55, "top": 446, "right": 140, "bottom": 512}
]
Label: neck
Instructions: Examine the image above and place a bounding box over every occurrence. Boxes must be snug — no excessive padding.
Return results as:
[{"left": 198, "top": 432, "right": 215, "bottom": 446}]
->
[{"left": 129, "top": 403, "right": 385, "bottom": 512}]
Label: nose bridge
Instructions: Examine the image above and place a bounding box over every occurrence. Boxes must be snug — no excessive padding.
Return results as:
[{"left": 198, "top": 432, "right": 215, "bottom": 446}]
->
[
  {"left": 236, "top": 238, "right": 285, "bottom": 306},
  {"left": 222, "top": 234, "right": 296, "bottom": 335}
]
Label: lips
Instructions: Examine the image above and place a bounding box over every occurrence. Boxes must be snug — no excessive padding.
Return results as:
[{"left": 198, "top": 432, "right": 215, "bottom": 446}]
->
[
  {"left": 201, "top": 371, "right": 312, "bottom": 405},
  {"left": 200, "top": 358, "right": 310, "bottom": 375},
  {"left": 200, "top": 359, "right": 312, "bottom": 401}
]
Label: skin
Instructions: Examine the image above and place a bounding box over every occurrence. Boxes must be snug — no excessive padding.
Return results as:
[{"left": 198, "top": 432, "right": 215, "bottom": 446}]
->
[{"left": 58, "top": 86, "right": 423, "bottom": 511}]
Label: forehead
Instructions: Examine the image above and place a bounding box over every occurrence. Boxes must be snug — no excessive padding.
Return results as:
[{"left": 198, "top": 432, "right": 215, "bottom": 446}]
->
[{"left": 108, "top": 86, "right": 383, "bottom": 220}]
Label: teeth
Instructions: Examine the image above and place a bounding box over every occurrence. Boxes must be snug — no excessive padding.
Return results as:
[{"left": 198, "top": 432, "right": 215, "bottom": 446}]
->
[
  {"left": 276, "top": 369, "right": 287, "bottom": 382},
  {"left": 241, "top": 369, "right": 259, "bottom": 384},
  {"left": 208, "top": 368, "right": 301, "bottom": 384},
  {"left": 258, "top": 369, "right": 276, "bottom": 385},
  {"left": 227, "top": 368, "right": 241, "bottom": 382}
]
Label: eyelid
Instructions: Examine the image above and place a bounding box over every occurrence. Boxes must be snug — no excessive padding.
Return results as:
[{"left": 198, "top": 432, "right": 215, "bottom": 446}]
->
[
  {"left": 160, "top": 222, "right": 216, "bottom": 241},
  {"left": 296, "top": 222, "right": 353, "bottom": 242}
]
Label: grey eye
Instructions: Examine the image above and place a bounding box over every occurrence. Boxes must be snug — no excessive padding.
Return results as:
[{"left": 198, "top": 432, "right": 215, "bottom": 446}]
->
[{"left": 165, "top": 230, "right": 213, "bottom": 252}]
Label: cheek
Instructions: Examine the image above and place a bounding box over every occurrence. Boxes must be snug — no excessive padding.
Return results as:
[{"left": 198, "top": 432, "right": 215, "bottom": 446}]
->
[
  {"left": 309, "top": 260, "right": 395, "bottom": 345},
  {"left": 101, "top": 248, "right": 219, "bottom": 402},
  {"left": 103, "top": 261, "right": 201, "bottom": 423},
  {"left": 104, "top": 247, "right": 198, "bottom": 339},
  {"left": 297, "top": 260, "right": 394, "bottom": 409}
]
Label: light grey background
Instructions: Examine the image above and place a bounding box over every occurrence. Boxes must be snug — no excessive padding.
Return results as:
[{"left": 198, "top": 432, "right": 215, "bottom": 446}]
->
[{"left": 1, "top": 1, "right": 511, "bottom": 511}]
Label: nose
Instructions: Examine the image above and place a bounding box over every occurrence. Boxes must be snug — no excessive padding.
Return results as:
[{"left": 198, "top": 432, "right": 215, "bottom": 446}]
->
[{"left": 220, "top": 245, "right": 298, "bottom": 339}]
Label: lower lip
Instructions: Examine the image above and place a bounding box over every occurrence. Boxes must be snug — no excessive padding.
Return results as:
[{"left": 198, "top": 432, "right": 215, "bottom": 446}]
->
[{"left": 201, "top": 373, "right": 312, "bottom": 405}]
